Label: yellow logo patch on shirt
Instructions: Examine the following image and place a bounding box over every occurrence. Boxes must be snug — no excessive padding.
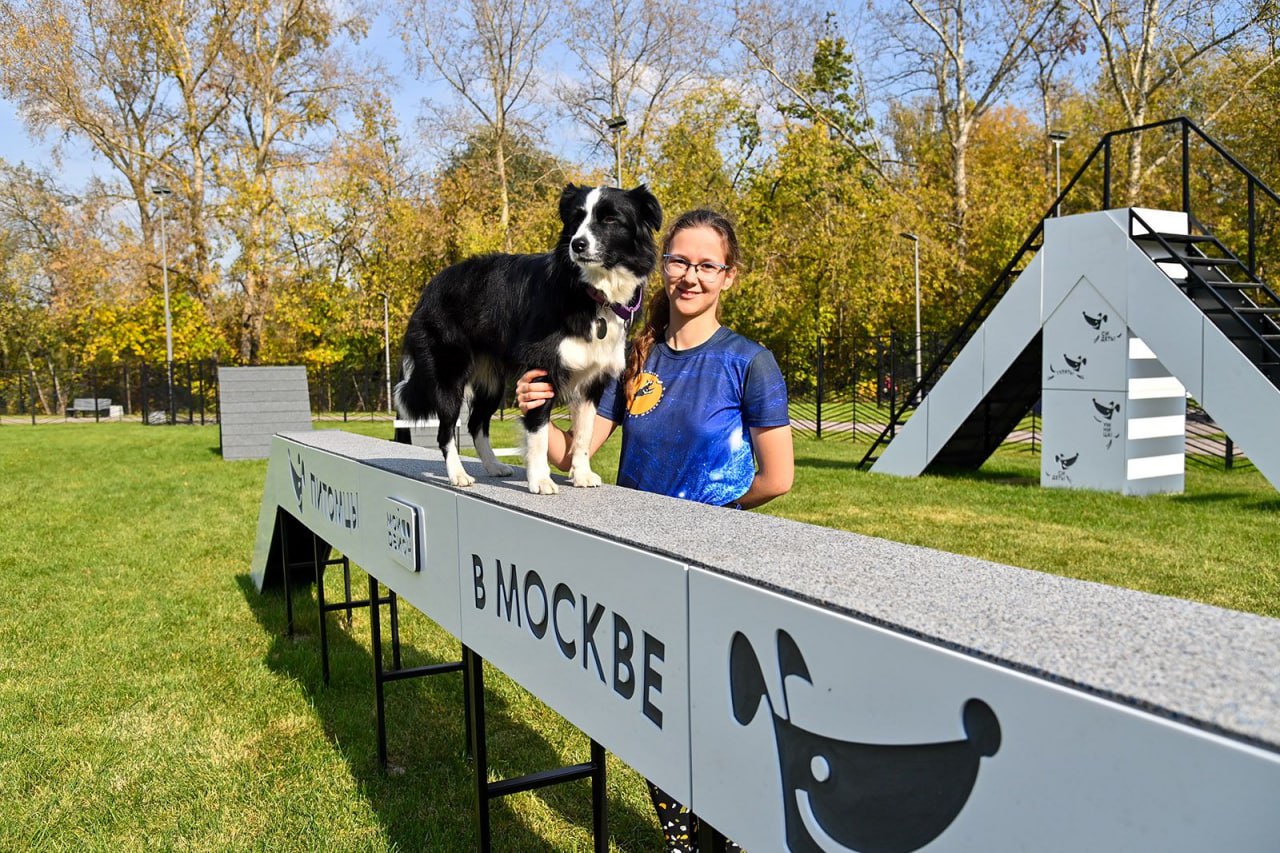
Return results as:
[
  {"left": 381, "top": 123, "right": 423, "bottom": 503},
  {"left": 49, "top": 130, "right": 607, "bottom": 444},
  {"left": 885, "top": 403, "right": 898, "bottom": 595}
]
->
[{"left": 628, "top": 371, "right": 663, "bottom": 416}]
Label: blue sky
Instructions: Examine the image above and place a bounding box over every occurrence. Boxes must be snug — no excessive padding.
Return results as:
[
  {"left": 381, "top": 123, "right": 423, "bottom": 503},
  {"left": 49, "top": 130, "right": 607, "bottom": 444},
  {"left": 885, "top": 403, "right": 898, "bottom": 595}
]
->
[
  {"left": 0, "top": 7, "right": 609, "bottom": 195},
  {"left": 0, "top": 9, "right": 442, "bottom": 191}
]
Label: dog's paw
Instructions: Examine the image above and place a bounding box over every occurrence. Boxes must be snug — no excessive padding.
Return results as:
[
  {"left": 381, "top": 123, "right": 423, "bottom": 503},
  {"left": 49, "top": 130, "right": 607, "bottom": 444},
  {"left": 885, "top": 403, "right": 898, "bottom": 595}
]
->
[
  {"left": 450, "top": 470, "right": 477, "bottom": 487},
  {"left": 568, "top": 467, "right": 603, "bottom": 488},
  {"left": 528, "top": 477, "right": 560, "bottom": 495},
  {"left": 484, "top": 461, "right": 514, "bottom": 477}
]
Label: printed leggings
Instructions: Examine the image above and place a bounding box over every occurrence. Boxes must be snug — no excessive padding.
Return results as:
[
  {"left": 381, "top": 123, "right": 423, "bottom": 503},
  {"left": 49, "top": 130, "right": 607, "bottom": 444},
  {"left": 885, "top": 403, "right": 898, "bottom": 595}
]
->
[{"left": 647, "top": 782, "right": 744, "bottom": 853}]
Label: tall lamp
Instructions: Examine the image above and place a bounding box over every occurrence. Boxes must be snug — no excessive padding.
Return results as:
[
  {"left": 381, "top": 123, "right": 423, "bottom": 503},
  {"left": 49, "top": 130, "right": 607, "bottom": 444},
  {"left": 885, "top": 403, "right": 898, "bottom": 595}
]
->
[
  {"left": 151, "top": 184, "right": 175, "bottom": 423},
  {"left": 900, "top": 232, "right": 922, "bottom": 389},
  {"left": 1049, "top": 130, "right": 1069, "bottom": 216},
  {"left": 381, "top": 292, "right": 393, "bottom": 415},
  {"left": 605, "top": 115, "right": 627, "bottom": 188}
]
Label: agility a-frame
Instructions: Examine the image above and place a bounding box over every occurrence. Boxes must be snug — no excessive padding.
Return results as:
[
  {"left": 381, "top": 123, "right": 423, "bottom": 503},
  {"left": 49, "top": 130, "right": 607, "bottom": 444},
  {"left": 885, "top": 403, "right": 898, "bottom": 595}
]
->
[{"left": 873, "top": 208, "right": 1280, "bottom": 495}]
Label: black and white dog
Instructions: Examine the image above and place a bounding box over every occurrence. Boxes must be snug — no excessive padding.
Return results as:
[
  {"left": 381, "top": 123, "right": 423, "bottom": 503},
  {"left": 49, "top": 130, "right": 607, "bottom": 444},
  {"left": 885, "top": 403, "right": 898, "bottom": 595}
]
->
[{"left": 395, "top": 184, "right": 662, "bottom": 494}]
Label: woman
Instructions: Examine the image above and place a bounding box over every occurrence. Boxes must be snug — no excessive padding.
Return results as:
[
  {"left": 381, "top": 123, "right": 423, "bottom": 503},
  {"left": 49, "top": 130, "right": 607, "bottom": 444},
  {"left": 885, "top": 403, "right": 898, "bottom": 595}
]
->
[{"left": 516, "top": 208, "right": 793, "bottom": 851}]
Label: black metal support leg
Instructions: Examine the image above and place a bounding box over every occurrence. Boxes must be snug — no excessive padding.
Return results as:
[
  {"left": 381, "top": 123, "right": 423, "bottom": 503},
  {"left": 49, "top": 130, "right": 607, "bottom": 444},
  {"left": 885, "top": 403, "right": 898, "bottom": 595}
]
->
[
  {"left": 462, "top": 641, "right": 473, "bottom": 761},
  {"left": 370, "top": 575, "right": 388, "bottom": 769},
  {"left": 315, "top": 536, "right": 330, "bottom": 685},
  {"left": 463, "top": 645, "right": 609, "bottom": 852},
  {"left": 389, "top": 590, "right": 403, "bottom": 670},
  {"left": 316, "top": 554, "right": 359, "bottom": 686},
  {"left": 279, "top": 514, "right": 294, "bottom": 636},
  {"left": 464, "top": 646, "right": 491, "bottom": 851},
  {"left": 698, "top": 823, "right": 729, "bottom": 852},
  {"left": 590, "top": 739, "right": 608, "bottom": 853},
  {"left": 367, "top": 578, "right": 466, "bottom": 771},
  {"left": 343, "top": 560, "right": 354, "bottom": 625}
]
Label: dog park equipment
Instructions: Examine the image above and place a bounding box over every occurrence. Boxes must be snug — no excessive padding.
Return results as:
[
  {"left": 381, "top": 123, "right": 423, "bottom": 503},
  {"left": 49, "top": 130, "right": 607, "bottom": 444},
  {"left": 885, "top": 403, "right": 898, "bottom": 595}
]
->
[
  {"left": 396, "top": 401, "right": 521, "bottom": 460},
  {"left": 251, "top": 430, "right": 1280, "bottom": 852},
  {"left": 65, "top": 397, "right": 122, "bottom": 419},
  {"left": 872, "top": 207, "right": 1280, "bottom": 494},
  {"left": 217, "top": 366, "right": 312, "bottom": 460}
]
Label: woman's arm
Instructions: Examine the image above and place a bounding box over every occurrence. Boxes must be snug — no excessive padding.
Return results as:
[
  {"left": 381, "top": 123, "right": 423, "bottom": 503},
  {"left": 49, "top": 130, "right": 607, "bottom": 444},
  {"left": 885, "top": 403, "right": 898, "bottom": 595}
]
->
[
  {"left": 734, "top": 424, "right": 794, "bottom": 508},
  {"left": 516, "top": 369, "right": 618, "bottom": 472}
]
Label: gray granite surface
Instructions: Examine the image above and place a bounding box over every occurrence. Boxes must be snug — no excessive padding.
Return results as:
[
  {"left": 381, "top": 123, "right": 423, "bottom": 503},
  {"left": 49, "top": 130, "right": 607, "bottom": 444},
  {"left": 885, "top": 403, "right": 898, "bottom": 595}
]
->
[{"left": 280, "top": 430, "right": 1280, "bottom": 752}]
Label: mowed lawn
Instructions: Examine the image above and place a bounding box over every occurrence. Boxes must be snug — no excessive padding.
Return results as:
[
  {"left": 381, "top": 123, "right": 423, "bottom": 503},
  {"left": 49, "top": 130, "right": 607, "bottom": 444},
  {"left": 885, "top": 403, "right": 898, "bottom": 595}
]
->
[{"left": 1, "top": 421, "right": 1276, "bottom": 851}]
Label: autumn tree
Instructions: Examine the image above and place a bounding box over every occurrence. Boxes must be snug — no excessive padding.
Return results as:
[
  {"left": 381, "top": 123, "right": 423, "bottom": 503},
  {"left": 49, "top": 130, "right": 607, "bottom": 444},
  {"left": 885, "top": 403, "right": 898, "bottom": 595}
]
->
[
  {"left": 217, "top": 0, "right": 371, "bottom": 363},
  {"left": 877, "top": 0, "right": 1063, "bottom": 278},
  {"left": 558, "top": 0, "right": 712, "bottom": 185},
  {"left": 400, "top": 0, "right": 555, "bottom": 251},
  {"left": 1071, "top": 0, "right": 1279, "bottom": 202},
  {"left": 729, "top": 28, "right": 891, "bottom": 391},
  {"left": 0, "top": 0, "right": 173, "bottom": 259},
  {"left": 145, "top": 0, "right": 244, "bottom": 300}
]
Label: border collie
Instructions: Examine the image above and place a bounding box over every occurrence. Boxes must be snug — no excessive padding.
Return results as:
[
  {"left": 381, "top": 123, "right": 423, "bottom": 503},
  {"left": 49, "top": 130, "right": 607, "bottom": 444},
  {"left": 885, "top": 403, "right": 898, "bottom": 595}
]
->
[{"left": 395, "top": 184, "right": 662, "bottom": 494}]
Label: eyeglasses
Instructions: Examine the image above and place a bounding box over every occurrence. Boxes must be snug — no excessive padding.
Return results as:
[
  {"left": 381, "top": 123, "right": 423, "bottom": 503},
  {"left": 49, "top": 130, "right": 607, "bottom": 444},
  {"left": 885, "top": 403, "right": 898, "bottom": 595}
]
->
[{"left": 662, "top": 254, "right": 730, "bottom": 282}]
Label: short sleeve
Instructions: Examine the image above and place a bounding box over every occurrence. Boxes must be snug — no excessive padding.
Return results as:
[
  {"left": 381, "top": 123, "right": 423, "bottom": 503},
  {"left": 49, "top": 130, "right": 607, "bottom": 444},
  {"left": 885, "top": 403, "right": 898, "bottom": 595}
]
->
[
  {"left": 596, "top": 374, "right": 627, "bottom": 422},
  {"left": 743, "top": 349, "right": 790, "bottom": 427}
]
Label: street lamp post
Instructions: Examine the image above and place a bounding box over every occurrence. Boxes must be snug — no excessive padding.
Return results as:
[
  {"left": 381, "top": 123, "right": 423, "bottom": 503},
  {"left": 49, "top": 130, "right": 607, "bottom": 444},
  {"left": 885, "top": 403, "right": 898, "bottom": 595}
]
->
[
  {"left": 900, "top": 232, "right": 922, "bottom": 390},
  {"left": 152, "top": 184, "right": 175, "bottom": 423},
  {"left": 1049, "top": 130, "right": 1069, "bottom": 216},
  {"left": 382, "top": 293, "right": 393, "bottom": 415},
  {"left": 605, "top": 115, "right": 627, "bottom": 188}
]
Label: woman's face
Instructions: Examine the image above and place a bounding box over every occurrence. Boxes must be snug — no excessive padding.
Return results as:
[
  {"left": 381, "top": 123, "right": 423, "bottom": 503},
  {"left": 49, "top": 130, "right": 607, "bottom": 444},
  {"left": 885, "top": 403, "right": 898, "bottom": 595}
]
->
[{"left": 663, "top": 224, "right": 736, "bottom": 323}]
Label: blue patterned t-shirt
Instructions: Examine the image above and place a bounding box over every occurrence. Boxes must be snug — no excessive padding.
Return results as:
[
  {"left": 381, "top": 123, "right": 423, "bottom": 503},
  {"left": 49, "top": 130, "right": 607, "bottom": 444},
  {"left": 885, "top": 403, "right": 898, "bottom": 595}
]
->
[{"left": 598, "top": 326, "right": 790, "bottom": 506}]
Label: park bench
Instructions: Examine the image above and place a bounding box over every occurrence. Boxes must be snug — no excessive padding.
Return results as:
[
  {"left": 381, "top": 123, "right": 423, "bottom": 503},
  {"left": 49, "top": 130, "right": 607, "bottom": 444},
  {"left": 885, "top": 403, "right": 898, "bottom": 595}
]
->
[{"left": 65, "top": 398, "right": 113, "bottom": 418}]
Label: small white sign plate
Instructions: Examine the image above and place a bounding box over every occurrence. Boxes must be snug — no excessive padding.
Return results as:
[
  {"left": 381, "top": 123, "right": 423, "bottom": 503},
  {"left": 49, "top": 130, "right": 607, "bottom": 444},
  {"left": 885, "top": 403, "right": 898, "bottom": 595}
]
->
[{"left": 384, "top": 497, "right": 421, "bottom": 573}]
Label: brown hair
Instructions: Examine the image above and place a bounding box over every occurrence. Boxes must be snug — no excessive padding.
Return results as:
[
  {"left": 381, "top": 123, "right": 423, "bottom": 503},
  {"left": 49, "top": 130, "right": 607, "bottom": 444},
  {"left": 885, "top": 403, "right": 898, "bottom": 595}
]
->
[{"left": 624, "top": 209, "right": 741, "bottom": 407}]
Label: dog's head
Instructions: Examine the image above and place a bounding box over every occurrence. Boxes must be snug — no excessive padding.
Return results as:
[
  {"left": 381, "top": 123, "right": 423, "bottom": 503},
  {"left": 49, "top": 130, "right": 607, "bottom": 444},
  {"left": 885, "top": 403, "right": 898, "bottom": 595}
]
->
[
  {"left": 731, "top": 630, "right": 1000, "bottom": 853},
  {"left": 559, "top": 184, "right": 663, "bottom": 302}
]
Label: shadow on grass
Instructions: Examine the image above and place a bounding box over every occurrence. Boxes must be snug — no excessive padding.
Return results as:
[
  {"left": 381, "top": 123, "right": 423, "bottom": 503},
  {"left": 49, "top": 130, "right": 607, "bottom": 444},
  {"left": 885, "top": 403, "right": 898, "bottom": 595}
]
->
[
  {"left": 793, "top": 454, "right": 872, "bottom": 472},
  {"left": 1171, "top": 492, "right": 1280, "bottom": 512},
  {"left": 237, "top": 574, "right": 656, "bottom": 852},
  {"left": 921, "top": 465, "right": 1042, "bottom": 487}
]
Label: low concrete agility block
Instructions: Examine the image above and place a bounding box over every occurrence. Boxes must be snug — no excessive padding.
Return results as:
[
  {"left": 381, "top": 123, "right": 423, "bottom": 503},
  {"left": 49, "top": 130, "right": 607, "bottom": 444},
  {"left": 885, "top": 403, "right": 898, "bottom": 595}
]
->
[{"left": 218, "top": 366, "right": 312, "bottom": 460}]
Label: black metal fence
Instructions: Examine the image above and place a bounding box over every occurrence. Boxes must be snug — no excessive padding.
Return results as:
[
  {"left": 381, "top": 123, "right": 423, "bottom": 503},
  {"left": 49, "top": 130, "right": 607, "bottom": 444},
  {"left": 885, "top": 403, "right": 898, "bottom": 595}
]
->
[
  {"left": 0, "top": 359, "right": 398, "bottom": 425},
  {"left": 0, "top": 355, "right": 1248, "bottom": 471},
  {"left": 782, "top": 330, "right": 959, "bottom": 443},
  {"left": 0, "top": 361, "right": 221, "bottom": 425}
]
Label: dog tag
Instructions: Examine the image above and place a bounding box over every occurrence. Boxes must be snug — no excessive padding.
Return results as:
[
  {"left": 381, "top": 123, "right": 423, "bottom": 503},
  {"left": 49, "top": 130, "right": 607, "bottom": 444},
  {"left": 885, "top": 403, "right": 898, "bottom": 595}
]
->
[{"left": 595, "top": 317, "right": 607, "bottom": 339}]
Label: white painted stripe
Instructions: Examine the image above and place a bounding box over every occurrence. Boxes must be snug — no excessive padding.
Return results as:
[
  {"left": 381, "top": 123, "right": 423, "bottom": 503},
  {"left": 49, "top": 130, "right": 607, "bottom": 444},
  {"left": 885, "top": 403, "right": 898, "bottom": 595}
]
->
[
  {"left": 1128, "top": 337, "right": 1156, "bottom": 360},
  {"left": 1127, "top": 453, "right": 1184, "bottom": 480},
  {"left": 1127, "top": 415, "right": 1185, "bottom": 440},
  {"left": 1128, "top": 376, "right": 1186, "bottom": 399}
]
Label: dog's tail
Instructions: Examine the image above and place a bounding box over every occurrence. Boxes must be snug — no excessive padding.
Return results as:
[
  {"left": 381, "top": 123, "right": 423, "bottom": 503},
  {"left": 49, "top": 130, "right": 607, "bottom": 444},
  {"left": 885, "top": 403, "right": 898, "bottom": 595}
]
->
[{"left": 393, "top": 354, "right": 438, "bottom": 422}]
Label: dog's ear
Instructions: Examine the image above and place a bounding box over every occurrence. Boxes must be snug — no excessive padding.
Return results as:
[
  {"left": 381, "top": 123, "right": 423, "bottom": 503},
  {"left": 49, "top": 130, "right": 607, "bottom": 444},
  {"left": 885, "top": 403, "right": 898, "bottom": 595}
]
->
[
  {"left": 559, "top": 183, "right": 583, "bottom": 224},
  {"left": 627, "top": 184, "right": 663, "bottom": 234},
  {"left": 729, "top": 631, "right": 770, "bottom": 725},
  {"left": 776, "top": 629, "right": 811, "bottom": 720}
]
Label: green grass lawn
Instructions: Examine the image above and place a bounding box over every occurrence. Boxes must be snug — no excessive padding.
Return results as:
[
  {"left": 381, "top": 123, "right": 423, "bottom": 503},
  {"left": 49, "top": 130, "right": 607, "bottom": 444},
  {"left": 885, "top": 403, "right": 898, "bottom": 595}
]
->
[{"left": 1, "top": 421, "right": 1276, "bottom": 850}]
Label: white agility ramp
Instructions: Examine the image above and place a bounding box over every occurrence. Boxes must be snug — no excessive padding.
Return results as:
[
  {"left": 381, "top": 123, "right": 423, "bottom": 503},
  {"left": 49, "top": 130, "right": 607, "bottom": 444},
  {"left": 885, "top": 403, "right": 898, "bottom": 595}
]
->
[{"left": 873, "top": 208, "right": 1280, "bottom": 493}]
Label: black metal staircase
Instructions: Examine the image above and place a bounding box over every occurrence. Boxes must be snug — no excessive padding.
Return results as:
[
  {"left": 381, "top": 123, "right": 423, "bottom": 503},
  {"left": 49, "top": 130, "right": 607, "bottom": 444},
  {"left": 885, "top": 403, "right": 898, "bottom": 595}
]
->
[
  {"left": 1131, "top": 210, "right": 1280, "bottom": 388},
  {"left": 857, "top": 116, "right": 1280, "bottom": 471}
]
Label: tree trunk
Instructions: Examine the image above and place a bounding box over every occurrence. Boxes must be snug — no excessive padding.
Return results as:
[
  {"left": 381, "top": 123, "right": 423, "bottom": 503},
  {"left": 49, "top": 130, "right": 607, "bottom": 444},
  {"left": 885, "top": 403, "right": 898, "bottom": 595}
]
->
[
  {"left": 240, "top": 276, "right": 265, "bottom": 364},
  {"left": 496, "top": 132, "right": 511, "bottom": 251},
  {"left": 1125, "top": 105, "right": 1147, "bottom": 204},
  {"left": 952, "top": 120, "right": 970, "bottom": 279}
]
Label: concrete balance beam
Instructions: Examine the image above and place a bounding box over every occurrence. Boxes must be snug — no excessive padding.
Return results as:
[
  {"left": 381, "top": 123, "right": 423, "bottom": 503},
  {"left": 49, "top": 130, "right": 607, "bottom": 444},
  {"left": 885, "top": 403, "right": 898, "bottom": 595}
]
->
[{"left": 252, "top": 429, "right": 1280, "bottom": 851}]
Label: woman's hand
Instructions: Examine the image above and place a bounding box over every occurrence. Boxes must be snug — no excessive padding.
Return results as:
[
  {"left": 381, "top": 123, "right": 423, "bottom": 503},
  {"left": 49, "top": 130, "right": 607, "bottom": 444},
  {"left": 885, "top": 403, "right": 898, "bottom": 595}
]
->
[{"left": 516, "top": 369, "right": 556, "bottom": 414}]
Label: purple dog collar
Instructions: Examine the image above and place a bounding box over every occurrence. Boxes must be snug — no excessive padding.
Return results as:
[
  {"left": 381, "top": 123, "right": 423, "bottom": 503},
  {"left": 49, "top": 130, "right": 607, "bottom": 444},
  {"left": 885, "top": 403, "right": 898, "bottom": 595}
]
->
[{"left": 588, "top": 285, "right": 644, "bottom": 322}]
